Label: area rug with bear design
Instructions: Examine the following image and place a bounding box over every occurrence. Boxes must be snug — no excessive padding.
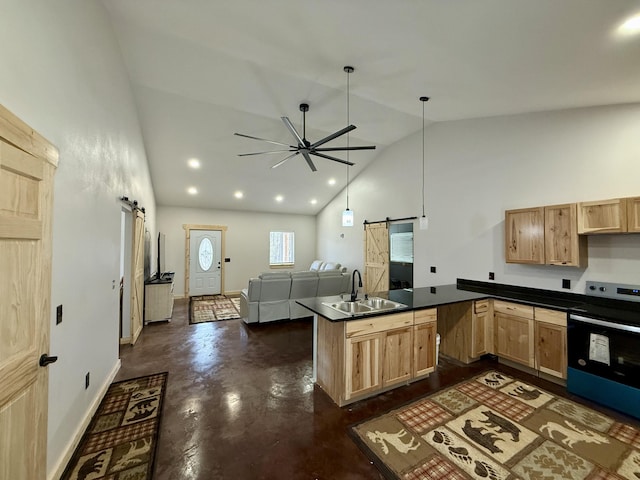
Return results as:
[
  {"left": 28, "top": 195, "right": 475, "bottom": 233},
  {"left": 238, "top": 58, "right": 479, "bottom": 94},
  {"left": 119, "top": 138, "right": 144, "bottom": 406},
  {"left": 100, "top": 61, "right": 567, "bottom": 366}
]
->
[
  {"left": 60, "top": 372, "right": 167, "bottom": 480},
  {"left": 351, "top": 370, "right": 640, "bottom": 480}
]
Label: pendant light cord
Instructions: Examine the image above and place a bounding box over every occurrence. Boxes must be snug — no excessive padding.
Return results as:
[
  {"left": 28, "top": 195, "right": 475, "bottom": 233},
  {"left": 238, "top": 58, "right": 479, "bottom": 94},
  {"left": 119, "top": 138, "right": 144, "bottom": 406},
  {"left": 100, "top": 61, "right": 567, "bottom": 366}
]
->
[
  {"left": 422, "top": 99, "right": 425, "bottom": 217},
  {"left": 346, "top": 68, "right": 351, "bottom": 211}
]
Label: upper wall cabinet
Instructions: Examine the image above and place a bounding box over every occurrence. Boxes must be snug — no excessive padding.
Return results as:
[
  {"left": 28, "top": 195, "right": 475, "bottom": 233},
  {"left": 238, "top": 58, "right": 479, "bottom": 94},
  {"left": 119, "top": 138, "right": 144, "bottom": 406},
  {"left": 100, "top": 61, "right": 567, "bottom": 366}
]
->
[
  {"left": 505, "top": 207, "right": 544, "bottom": 264},
  {"left": 577, "top": 198, "right": 628, "bottom": 234},
  {"left": 544, "top": 203, "right": 587, "bottom": 267},
  {"left": 506, "top": 204, "right": 586, "bottom": 267},
  {"left": 627, "top": 197, "right": 640, "bottom": 233}
]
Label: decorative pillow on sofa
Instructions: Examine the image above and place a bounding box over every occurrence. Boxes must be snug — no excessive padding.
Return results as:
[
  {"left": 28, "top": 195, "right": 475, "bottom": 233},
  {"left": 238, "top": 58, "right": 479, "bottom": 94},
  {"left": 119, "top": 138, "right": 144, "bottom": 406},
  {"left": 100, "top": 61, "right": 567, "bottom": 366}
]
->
[
  {"left": 320, "top": 262, "right": 341, "bottom": 271},
  {"left": 309, "top": 260, "right": 323, "bottom": 271}
]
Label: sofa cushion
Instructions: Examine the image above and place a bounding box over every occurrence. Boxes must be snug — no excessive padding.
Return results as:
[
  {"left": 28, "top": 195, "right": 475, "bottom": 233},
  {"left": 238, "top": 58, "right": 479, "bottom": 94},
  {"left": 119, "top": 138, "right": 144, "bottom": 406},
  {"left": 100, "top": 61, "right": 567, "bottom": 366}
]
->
[{"left": 259, "top": 271, "right": 291, "bottom": 280}]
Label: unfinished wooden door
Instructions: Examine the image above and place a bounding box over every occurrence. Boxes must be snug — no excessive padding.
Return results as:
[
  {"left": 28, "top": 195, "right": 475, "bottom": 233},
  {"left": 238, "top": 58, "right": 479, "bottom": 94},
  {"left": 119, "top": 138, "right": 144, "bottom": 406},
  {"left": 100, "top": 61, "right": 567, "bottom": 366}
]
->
[
  {"left": 382, "top": 327, "right": 413, "bottom": 388},
  {"left": 130, "top": 208, "right": 144, "bottom": 345},
  {"left": 0, "top": 104, "right": 58, "bottom": 479},
  {"left": 364, "top": 222, "right": 389, "bottom": 294}
]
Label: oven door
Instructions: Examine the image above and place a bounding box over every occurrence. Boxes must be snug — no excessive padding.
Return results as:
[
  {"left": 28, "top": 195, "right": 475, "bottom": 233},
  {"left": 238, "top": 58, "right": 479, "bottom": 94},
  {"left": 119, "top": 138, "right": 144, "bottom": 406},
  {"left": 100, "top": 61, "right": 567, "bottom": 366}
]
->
[{"left": 568, "top": 313, "right": 640, "bottom": 389}]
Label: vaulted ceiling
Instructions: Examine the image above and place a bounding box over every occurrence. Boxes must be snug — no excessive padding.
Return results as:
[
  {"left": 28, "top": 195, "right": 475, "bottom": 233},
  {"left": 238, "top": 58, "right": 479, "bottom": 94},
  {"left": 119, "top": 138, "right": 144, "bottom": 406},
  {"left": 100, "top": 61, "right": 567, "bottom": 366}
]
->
[{"left": 102, "top": 0, "right": 640, "bottom": 214}]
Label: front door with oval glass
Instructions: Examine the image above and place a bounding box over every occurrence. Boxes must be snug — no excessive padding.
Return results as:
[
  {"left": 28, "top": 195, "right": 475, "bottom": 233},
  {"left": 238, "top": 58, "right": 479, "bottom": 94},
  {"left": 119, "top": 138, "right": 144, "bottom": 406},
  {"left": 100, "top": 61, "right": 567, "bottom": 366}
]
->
[{"left": 189, "top": 230, "right": 222, "bottom": 296}]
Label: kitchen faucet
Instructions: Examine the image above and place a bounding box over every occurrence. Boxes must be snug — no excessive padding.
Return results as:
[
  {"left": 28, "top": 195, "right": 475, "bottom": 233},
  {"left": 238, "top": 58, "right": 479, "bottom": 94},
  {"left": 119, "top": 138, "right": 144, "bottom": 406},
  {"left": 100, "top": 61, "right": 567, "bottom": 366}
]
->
[{"left": 350, "top": 269, "right": 363, "bottom": 302}]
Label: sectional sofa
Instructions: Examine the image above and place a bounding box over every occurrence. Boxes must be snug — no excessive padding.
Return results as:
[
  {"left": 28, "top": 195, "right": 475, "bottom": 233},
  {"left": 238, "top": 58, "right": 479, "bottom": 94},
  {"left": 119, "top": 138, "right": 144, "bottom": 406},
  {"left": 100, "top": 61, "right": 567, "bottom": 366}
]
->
[{"left": 239, "top": 268, "right": 350, "bottom": 324}]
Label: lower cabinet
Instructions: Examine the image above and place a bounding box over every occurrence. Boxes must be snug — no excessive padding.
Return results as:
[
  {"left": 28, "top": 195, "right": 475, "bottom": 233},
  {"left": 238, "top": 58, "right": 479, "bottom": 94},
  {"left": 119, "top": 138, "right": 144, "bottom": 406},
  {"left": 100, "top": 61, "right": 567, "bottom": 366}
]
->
[
  {"left": 534, "top": 307, "right": 567, "bottom": 379},
  {"left": 345, "top": 333, "right": 382, "bottom": 399},
  {"left": 317, "top": 309, "right": 437, "bottom": 406},
  {"left": 471, "top": 299, "right": 493, "bottom": 358},
  {"left": 413, "top": 309, "right": 437, "bottom": 379},
  {"left": 494, "top": 300, "right": 535, "bottom": 368},
  {"left": 382, "top": 326, "right": 413, "bottom": 388}
]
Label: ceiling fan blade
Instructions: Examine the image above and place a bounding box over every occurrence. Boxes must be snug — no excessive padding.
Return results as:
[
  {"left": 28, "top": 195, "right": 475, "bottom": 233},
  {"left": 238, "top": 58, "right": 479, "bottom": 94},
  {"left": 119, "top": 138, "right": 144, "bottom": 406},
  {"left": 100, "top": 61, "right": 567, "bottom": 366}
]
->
[
  {"left": 234, "top": 132, "right": 293, "bottom": 148},
  {"left": 310, "top": 151, "right": 355, "bottom": 167},
  {"left": 301, "top": 151, "right": 317, "bottom": 172},
  {"left": 271, "top": 151, "right": 299, "bottom": 169},
  {"left": 313, "top": 145, "right": 376, "bottom": 152},
  {"left": 238, "top": 150, "right": 295, "bottom": 157},
  {"left": 281, "top": 117, "right": 306, "bottom": 146},
  {"left": 310, "top": 124, "right": 356, "bottom": 149}
]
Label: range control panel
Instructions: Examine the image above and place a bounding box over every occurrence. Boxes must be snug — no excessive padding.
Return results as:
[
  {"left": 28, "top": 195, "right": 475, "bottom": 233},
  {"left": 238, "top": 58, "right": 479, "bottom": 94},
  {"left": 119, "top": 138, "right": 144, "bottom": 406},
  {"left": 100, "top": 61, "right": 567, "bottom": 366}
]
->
[{"left": 585, "top": 281, "right": 640, "bottom": 303}]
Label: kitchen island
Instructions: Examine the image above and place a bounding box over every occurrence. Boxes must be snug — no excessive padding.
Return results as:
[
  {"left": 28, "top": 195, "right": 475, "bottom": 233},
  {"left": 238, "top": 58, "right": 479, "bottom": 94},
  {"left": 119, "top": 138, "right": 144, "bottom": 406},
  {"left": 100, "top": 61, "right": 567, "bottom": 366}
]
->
[
  {"left": 298, "top": 280, "right": 640, "bottom": 408},
  {"left": 297, "top": 285, "right": 491, "bottom": 406}
]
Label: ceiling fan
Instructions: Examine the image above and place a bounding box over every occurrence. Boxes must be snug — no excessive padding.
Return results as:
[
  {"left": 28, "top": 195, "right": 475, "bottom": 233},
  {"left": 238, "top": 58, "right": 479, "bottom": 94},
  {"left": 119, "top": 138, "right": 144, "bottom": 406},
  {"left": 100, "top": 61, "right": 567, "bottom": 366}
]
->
[{"left": 234, "top": 102, "right": 376, "bottom": 172}]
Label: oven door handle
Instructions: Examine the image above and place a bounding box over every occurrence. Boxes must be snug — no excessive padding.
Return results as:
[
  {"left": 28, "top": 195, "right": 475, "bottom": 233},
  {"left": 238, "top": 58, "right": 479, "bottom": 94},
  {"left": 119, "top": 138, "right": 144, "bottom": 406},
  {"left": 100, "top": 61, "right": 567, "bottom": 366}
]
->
[{"left": 570, "top": 314, "right": 640, "bottom": 334}]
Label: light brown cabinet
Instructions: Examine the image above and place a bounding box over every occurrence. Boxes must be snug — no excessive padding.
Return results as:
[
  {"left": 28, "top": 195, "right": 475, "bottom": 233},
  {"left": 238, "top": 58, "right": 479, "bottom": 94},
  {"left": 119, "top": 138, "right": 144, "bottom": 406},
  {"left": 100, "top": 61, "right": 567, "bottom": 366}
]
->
[
  {"left": 382, "top": 326, "right": 413, "bottom": 388},
  {"left": 345, "top": 333, "right": 382, "bottom": 399},
  {"left": 545, "top": 203, "right": 587, "bottom": 267},
  {"left": 413, "top": 309, "right": 437, "bottom": 378},
  {"left": 317, "top": 310, "right": 431, "bottom": 406},
  {"left": 494, "top": 300, "right": 535, "bottom": 368},
  {"left": 505, "top": 207, "right": 545, "bottom": 264},
  {"left": 506, "top": 204, "right": 586, "bottom": 267},
  {"left": 471, "top": 299, "right": 493, "bottom": 358},
  {"left": 534, "top": 307, "right": 567, "bottom": 379},
  {"left": 577, "top": 198, "right": 628, "bottom": 234},
  {"left": 627, "top": 197, "right": 640, "bottom": 233}
]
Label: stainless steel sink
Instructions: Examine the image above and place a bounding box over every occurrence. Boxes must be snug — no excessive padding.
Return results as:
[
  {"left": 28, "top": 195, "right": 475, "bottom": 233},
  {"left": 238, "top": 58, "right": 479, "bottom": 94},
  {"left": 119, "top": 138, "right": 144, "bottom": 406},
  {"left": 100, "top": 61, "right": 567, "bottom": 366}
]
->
[{"left": 322, "top": 297, "right": 407, "bottom": 316}]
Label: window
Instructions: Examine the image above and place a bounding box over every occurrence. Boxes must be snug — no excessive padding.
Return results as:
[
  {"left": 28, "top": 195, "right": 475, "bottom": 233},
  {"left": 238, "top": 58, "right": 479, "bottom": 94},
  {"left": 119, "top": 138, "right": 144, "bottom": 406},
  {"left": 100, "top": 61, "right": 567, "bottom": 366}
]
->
[{"left": 269, "top": 231, "right": 295, "bottom": 267}]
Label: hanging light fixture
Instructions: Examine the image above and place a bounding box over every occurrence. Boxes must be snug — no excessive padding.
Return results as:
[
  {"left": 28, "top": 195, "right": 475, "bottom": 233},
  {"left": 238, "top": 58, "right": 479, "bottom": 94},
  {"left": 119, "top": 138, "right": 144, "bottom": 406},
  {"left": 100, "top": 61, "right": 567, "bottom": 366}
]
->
[
  {"left": 419, "top": 96, "right": 430, "bottom": 230},
  {"left": 342, "top": 66, "right": 355, "bottom": 227}
]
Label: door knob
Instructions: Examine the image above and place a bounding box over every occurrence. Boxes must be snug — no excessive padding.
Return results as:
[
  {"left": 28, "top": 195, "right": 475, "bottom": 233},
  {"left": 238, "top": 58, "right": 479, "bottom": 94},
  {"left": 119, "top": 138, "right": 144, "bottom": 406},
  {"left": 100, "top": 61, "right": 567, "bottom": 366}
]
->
[{"left": 39, "top": 354, "right": 58, "bottom": 367}]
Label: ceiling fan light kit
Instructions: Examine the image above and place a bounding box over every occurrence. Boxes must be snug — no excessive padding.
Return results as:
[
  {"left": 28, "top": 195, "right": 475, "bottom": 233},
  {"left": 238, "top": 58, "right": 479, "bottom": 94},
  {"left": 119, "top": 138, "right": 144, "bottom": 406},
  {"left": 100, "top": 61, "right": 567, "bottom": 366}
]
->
[{"left": 235, "top": 68, "right": 375, "bottom": 172}]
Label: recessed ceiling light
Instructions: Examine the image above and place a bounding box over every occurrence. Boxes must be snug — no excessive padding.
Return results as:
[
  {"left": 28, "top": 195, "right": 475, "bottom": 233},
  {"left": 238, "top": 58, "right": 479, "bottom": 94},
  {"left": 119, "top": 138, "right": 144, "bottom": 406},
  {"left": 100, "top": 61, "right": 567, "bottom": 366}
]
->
[
  {"left": 310, "top": 199, "right": 317, "bottom": 205},
  {"left": 187, "top": 186, "right": 198, "bottom": 195},
  {"left": 618, "top": 14, "right": 640, "bottom": 35},
  {"left": 275, "top": 195, "right": 284, "bottom": 203},
  {"left": 328, "top": 178, "right": 336, "bottom": 186},
  {"left": 234, "top": 191, "right": 243, "bottom": 199},
  {"left": 187, "top": 158, "right": 201, "bottom": 169}
]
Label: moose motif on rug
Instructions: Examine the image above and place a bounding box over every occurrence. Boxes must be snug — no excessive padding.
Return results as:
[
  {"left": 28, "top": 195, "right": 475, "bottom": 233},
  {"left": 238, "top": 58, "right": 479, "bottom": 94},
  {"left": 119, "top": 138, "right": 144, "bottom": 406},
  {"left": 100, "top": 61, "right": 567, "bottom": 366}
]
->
[{"left": 366, "top": 428, "right": 421, "bottom": 455}]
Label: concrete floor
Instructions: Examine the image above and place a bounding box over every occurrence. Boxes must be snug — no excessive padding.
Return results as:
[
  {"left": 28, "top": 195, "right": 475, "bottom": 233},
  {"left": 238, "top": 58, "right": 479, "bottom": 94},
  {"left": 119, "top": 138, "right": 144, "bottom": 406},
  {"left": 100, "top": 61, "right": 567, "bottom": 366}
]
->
[{"left": 116, "top": 298, "right": 633, "bottom": 479}]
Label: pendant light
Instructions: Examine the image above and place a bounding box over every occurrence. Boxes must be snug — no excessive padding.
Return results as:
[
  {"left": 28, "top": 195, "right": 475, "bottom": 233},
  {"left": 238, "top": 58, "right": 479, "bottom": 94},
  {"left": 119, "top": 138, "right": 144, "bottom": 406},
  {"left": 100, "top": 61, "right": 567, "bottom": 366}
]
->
[
  {"left": 342, "top": 66, "right": 355, "bottom": 227},
  {"left": 419, "top": 96, "right": 430, "bottom": 230}
]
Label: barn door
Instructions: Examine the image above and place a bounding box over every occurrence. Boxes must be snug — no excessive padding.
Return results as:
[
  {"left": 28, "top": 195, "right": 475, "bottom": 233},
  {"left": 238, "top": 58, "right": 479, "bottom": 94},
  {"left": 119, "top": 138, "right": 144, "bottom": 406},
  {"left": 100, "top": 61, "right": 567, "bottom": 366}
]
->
[
  {"left": 364, "top": 222, "right": 389, "bottom": 294},
  {"left": 0, "top": 104, "right": 58, "bottom": 479},
  {"left": 130, "top": 208, "right": 145, "bottom": 345}
]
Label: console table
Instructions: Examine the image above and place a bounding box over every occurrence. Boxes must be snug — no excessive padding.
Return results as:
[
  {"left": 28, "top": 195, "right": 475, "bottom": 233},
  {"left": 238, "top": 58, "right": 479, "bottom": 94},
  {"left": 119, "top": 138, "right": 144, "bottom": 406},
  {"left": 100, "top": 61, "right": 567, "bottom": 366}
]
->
[{"left": 144, "top": 273, "right": 174, "bottom": 324}]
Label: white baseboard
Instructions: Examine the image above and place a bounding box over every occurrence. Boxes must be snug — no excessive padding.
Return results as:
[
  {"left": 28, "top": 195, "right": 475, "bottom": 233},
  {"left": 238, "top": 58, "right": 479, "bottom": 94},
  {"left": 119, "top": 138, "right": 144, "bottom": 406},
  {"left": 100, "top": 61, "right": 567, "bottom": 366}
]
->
[
  {"left": 119, "top": 336, "right": 131, "bottom": 345},
  {"left": 48, "top": 359, "right": 121, "bottom": 480}
]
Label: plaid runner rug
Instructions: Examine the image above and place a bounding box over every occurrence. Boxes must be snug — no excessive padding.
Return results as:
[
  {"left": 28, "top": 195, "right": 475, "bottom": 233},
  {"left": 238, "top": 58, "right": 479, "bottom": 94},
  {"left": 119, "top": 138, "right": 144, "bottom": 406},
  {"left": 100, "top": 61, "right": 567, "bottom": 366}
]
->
[
  {"left": 61, "top": 372, "right": 167, "bottom": 480},
  {"left": 351, "top": 370, "right": 640, "bottom": 480},
  {"left": 189, "top": 294, "right": 241, "bottom": 324}
]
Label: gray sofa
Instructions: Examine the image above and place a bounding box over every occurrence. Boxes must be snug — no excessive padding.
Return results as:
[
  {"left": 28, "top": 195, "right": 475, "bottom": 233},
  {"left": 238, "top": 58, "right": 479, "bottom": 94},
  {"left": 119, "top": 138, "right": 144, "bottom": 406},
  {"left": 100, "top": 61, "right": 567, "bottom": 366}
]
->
[{"left": 240, "top": 270, "right": 350, "bottom": 324}]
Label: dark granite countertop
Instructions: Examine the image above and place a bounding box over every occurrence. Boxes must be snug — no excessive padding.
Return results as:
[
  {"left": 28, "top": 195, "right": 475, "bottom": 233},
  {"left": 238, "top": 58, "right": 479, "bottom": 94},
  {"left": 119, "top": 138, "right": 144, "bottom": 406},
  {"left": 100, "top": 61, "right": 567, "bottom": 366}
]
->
[{"left": 296, "top": 278, "right": 640, "bottom": 323}]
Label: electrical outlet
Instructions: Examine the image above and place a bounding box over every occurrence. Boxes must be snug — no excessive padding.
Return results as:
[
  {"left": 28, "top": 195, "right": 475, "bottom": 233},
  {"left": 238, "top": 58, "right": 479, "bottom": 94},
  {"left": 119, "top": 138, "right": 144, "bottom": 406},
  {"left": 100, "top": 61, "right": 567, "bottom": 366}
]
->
[
  {"left": 489, "top": 272, "right": 495, "bottom": 280},
  {"left": 562, "top": 279, "right": 571, "bottom": 289},
  {"left": 85, "top": 372, "right": 90, "bottom": 389},
  {"left": 56, "top": 305, "right": 63, "bottom": 325},
  {"left": 430, "top": 266, "right": 436, "bottom": 273}
]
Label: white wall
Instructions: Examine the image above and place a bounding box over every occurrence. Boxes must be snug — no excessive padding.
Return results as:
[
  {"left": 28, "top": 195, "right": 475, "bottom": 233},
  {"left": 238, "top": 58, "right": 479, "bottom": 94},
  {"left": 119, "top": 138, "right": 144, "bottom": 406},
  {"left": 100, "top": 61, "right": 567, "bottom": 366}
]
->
[
  {"left": 0, "top": 1, "right": 156, "bottom": 476},
  {"left": 158, "top": 206, "right": 317, "bottom": 295},
  {"left": 318, "top": 103, "right": 640, "bottom": 292}
]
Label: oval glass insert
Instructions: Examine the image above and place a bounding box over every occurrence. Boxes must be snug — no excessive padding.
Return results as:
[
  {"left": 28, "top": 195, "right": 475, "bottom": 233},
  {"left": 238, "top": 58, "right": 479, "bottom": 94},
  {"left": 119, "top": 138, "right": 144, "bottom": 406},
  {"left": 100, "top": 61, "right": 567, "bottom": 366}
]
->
[{"left": 198, "top": 237, "right": 214, "bottom": 271}]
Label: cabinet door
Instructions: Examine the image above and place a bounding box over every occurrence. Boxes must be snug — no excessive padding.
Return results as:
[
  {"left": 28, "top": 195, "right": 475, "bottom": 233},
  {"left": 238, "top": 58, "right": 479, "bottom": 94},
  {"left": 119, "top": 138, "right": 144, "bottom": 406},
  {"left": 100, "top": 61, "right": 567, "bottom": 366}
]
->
[
  {"left": 535, "top": 321, "right": 567, "bottom": 379},
  {"left": 471, "top": 312, "right": 487, "bottom": 358},
  {"left": 577, "top": 198, "right": 628, "bottom": 234},
  {"left": 505, "top": 207, "right": 545, "bottom": 264},
  {"left": 544, "top": 203, "right": 587, "bottom": 267},
  {"left": 413, "top": 321, "right": 436, "bottom": 379},
  {"left": 345, "top": 333, "right": 382, "bottom": 400},
  {"left": 627, "top": 196, "right": 640, "bottom": 233},
  {"left": 382, "top": 327, "right": 413, "bottom": 388},
  {"left": 495, "top": 312, "right": 535, "bottom": 367}
]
